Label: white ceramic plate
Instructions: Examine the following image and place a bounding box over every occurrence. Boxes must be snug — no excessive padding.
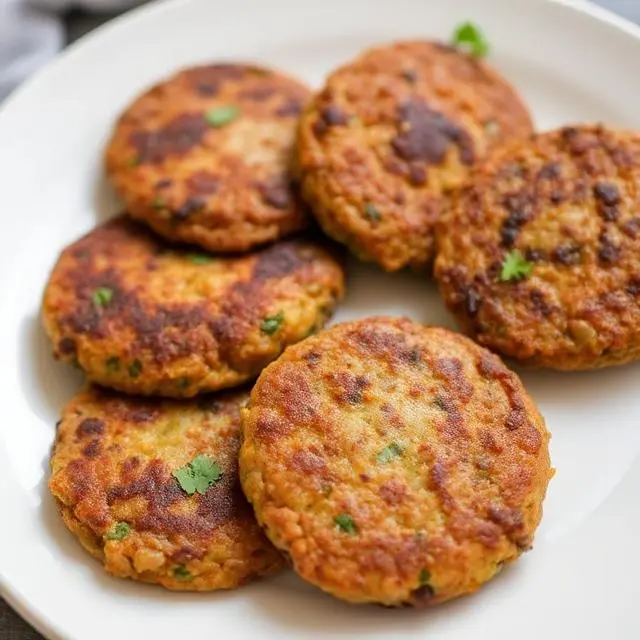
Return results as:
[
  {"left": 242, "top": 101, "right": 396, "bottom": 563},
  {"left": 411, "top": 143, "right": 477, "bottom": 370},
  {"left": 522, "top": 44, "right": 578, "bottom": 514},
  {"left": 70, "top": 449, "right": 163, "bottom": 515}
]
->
[{"left": 1, "top": 0, "right": 640, "bottom": 638}]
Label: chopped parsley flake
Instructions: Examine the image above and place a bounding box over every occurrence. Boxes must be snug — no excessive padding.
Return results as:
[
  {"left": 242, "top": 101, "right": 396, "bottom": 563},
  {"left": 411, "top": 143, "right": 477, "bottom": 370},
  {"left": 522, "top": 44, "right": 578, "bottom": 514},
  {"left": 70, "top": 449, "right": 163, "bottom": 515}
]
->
[
  {"left": 364, "top": 203, "right": 381, "bottom": 222},
  {"left": 451, "top": 22, "right": 489, "bottom": 58},
  {"left": 500, "top": 250, "right": 533, "bottom": 282},
  {"left": 260, "top": 311, "right": 285, "bottom": 335},
  {"left": 173, "top": 454, "right": 222, "bottom": 495},
  {"left": 419, "top": 569, "right": 431, "bottom": 586},
  {"left": 128, "top": 359, "right": 143, "bottom": 378},
  {"left": 186, "top": 253, "right": 212, "bottom": 265},
  {"left": 334, "top": 513, "right": 358, "bottom": 535},
  {"left": 205, "top": 106, "right": 240, "bottom": 128},
  {"left": 376, "top": 442, "right": 404, "bottom": 464},
  {"left": 106, "top": 522, "right": 131, "bottom": 541},
  {"left": 178, "top": 377, "right": 190, "bottom": 389},
  {"left": 152, "top": 197, "right": 166, "bottom": 210},
  {"left": 105, "top": 356, "right": 120, "bottom": 373},
  {"left": 92, "top": 287, "right": 113, "bottom": 307},
  {"left": 173, "top": 565, "right": 192, "bottom": 580}
]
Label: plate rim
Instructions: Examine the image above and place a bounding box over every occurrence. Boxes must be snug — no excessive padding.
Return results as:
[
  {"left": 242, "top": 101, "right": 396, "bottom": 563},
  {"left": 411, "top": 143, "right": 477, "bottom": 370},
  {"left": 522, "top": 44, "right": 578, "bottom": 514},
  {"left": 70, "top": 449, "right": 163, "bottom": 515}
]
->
[{"left": 1, "top": 0, "right": 640, "bottom": 638}]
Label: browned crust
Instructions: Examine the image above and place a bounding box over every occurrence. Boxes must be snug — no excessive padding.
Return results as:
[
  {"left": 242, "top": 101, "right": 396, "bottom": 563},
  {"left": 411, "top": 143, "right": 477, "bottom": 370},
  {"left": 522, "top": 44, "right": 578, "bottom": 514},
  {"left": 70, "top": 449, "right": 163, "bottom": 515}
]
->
[
  {"left": 42, "top": 216, "right": 346, "bottom": 396},
  {"left": 435, "top": 124, "right": 640, "bottom": 370},
  {"left": 106, "top": 63, "right": 312, "bottom": 252},
  {"left": 240, "top": 317, "right": 552, "bottom": 606},
  {"left": 296, "top": 41, "right": 533, "bottom": 271}
]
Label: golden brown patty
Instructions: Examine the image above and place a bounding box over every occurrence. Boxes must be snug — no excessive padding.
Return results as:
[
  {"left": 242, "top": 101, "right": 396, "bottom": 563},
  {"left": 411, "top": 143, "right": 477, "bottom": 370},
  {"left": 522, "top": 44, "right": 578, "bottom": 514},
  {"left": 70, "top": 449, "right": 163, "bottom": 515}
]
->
[
  {"left": 435, "top": 124, "right": 640, "bottom": 370},
  {"left": 49, "top": 386, "right": 284, "bottom": 590},
  {"left": 106, "top": 63, "right": 311, "bottom": 252},
  {"left": 296, "top": 41, "right": 533, "bottom": 271},
  {"left": 240, "top": 316, "right": 552, "bottom": 606},
  {"left": 42, "top": 216, "right": 345, "bottom": 397}
]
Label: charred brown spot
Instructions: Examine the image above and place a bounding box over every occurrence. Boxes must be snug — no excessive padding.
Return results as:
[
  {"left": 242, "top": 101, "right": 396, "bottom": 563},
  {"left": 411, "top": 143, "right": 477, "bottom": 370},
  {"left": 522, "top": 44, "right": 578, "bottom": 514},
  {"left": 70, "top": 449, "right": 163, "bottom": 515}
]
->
[
  {"left": 305, "top": 351, "right": 321, "bottom": 365},
  {"left": 409, "top": 585, "right": 435, "bottom": 608},
  {"left": 552, "top": 244, "right": 581, "bottom": 266},
  {"left": 500, "top": 194, "right": 532, "bottom": 248},
  {"left": 320, "top": 105, "right": 349, "bottom": 126},
  {"left": 174, "top": 197, "right": 206, "bottom": 220},
  {"left": 255, "top": 414, "right": 292, "bottom": 442},
  {"left": 186, "top": 171, "right": 220, "bottom": 195},
  {"left": 529, "top": 290, "right": 553, "bottom": 317},
  {"left": 327, "top": 372, "right": 370, "bottom": 405},
  {"left": 487, "top": 505, "right": 524, "bottom": 537},
  {"left": 186, "top": 64, "right": 251, "bottom": 96},
  {"left": 252, "top": 242, "right": 306, "bottom": 281},
  {"left": 130, "top": 114, "right": 207, "bottom": 164},
  {"left": 593, "top": 182, "right": 620, "bottom": 221},
  {"left": 171, "top": 546, "right": 205, "bottom": 563},
  {"left": 525, "top": 248, "right": 546, "bottom": 262},
  {"left": 433, "top": 358, "right": 473, "bottom": 401},
  {"left": 259, "top": 178, "right": 291, "bottom": 210},
  {"left": 275, "top": 99, "right": 304, "bottom": 118},
  {"left": 627, "top": 278, "right": 640, "bottom": 297},
  {"left": 433, "top": 393, "right": 467, "bottom": 442},
  {"left": 82, "top": 439, "right": 101, "bottom": 458},
  {"left": 538, "top": 162, "right": 561, "bottom": 180},
  {"left": 238, "top": 85, "right": 276, "bottom": 101},
  {"left": 392, "top": 98, "right": 474, "bottom": 165},
  {"left": 155, "top": 178, "right": 173, "bottom": 190},
  {"left": 378, "top": 478, "right": 407, "bottom": 505},
  {"left": 402, "top": 69, "right": 418, "bottom": 83},
  {"left": 598, "top": 232, "right": 621, "bottom": 265},
  {"left": 58, "top": 337, "right": 76, "bottom": 356},
  {"left": 289, "top": 449, "right": 330, "bottom": 478},
  {"left": 409, "top": 165, "right": 427, "bottom": 186},
  {"left": 76, "top": 418, "right": 105, "bottom": 438},
  {"left": 464, "top": 286, "right": 481, "bottom": 316},
  {"left": 623, "top": 218, "right": 640, "bottom": 238}
]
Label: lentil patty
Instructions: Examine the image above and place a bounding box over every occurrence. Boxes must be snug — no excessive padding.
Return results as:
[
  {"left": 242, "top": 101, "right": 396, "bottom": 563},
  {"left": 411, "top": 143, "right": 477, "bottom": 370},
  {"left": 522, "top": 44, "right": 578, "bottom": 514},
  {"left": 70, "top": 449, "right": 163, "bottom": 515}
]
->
[
  {"left": 296, "top": 41, "right": 533, "bottom": 271},
  {"left": 106, "top": 63, "right": 311, "bottom": 252},
  {"left": 49, "top": 386, "right": 284, "bottom": 590},
  {"left": 435, "top": 124, "right": 640, "bottom": 370},
  {"left": 42, "top": 216, "right": 345, "bottom": 397},
  {"left": 240, "top": 316, "right": 552, "bottom": 606}
]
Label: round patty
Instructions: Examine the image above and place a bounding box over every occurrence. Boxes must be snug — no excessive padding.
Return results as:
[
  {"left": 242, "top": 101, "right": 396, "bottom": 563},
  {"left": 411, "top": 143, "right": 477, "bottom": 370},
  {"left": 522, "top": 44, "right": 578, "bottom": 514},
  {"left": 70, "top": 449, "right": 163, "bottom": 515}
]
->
[
  {"left": 49, "top": 386, "right": 284, "bottom": 590},
  {"left": 239, "top": 316, "right": 552, "bottom": 606},
  {"left": 435, "top": 125, "right": 640, "bottom": 370},
  {"left": 296, "top": 40, "right": 533, "bottom": 272},
  {"left": 106, "top": 63, "right": 311, "bottom": 252},
  {"left": 42, "top": 216, "right": 345, "bottom": 397}
]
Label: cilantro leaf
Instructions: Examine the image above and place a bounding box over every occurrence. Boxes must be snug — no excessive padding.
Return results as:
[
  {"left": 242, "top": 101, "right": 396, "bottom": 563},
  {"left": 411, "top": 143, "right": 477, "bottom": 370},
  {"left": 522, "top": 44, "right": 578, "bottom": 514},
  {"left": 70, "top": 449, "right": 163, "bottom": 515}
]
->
[
  {"left": 452, "top": 22, "right": 490, "bottom": 58},
  {"left": 500, "top": 250, "right": 533, "bottom": 282},
  {"left": 376, "top": 442, "right": 404, "bottom": 464},
  {"left": 205, "top": 106, "right": 240, "bottom": 128},
  {"left": 334, "top": 513, "right": 358, "bottom": 535},
  {"left": 106, "top": 522, "right": 131, "bottom": 541},
  {"left": 173, "top": 565, "right": 192, "bottom": 580},
  {"left": 128, "top": 359, "right": 143, "bottom": 378},
  {"left": 92, "top": 287, "right": 113, "bottom": 307},
  {"left": 186, "top": 253, "right": 212, "bottom": 265},
  {"left": 173, "top": 454, "right": 222, "bottom": 495},
  {"left": 260, "top": 311, "right": 285, "bottom": 335},
  {"left": 419, "top": 569, "right": 431, "bottom": 586},
  {"left": 364, "top": 203, "right": 381, "bottom": 222}
]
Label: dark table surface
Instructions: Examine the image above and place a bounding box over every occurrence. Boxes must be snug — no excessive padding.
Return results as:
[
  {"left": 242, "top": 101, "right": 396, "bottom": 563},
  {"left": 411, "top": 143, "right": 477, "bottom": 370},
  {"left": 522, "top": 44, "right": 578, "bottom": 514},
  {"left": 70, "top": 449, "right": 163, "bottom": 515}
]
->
[{"left": 1, "top": 0, "right": 638, "bottom": 637}]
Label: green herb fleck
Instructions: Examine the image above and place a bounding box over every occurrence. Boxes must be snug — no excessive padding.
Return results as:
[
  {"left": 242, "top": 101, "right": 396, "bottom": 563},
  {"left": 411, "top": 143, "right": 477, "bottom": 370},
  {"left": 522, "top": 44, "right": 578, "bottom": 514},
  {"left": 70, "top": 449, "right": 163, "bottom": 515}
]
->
[
  {"left": 205, "top": 106, "right": 240, "bottom": 128},
  {"left": 451, "top": 21, "right": 490, "bottom": 58},
  {"left": 105, "top": 356, "right": 120, "bottom": 373},
  {"left": 419, "top": 569, "right": 431, "bottom": 586},
  {"left": 260, "top": 311, "right": 285, "bottom": 335},
  {"left": 152, "top": 197, "right": 166, "bottom": 210},
  {"left": 173, "top": 565, "right": 192, "bottom": 580},
  {"left": 321, "top": 484, "right": 333, "bottom": 497},
  {"left": 92, "top": 287, "right": 113, "bottom": 308},
  {"left": 106, "top": 522, "right": 131, "bottom": 541},
  {"left": 376, "top": 442, "right": 404, "bottom": 464},
  {"left": 173, "top": 454, "right": 222, "bottom": 495},
  {"left": 334, "top": 513, "right": 357, "bottom": 535},
  {"left": 500, "top": 250, "right": 533, "bottom": 282},
  {"left": 178, "top": 377, "right": 190, "bottom": 390},
  {"left": 128, "top": 359, "right": 143, "bottom": 378},
  {"left": 434, "top": 397, "right": 446, "bottom": 410},
  {"left": 128, "top": 156, "right": 141, "bottom": 167},
  {"left": 186, "top": 253, "right": 212, "bottom": 265},
  {"left": 364, "top": 203, "right": 381, "bottom": 222}
]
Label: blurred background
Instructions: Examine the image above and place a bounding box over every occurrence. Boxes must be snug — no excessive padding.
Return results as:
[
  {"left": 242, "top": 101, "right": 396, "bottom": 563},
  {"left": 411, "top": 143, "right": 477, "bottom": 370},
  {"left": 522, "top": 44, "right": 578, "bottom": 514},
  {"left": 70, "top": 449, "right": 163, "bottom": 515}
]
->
[
  {"left": 0, "top": 0, "right": 639, "bottom": 102},
  {"left": 0, "top": 0, "right": 638, "bottom": 637}
]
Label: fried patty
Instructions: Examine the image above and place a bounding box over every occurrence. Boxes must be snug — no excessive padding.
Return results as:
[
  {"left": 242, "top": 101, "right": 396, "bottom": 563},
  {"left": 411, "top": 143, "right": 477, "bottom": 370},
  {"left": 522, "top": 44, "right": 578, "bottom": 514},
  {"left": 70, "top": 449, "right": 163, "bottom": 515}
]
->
[
  {"left": 49, "top": 386, "right": 284, "bottom": 590},
  {"left": 435, "top": 124, "right": 640, "bottom": 370},
  {"left": 42, "top": 216, "right": 345, "bottom": 397},
  {"left": 240, "top": 316, "right": 552, "bottom": 606},
  {"left": 296, "top": 41, "right": 533, "bottom": 272},
  {"left": 106, "top": 63, "right": 311, "bottom": 252}
]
